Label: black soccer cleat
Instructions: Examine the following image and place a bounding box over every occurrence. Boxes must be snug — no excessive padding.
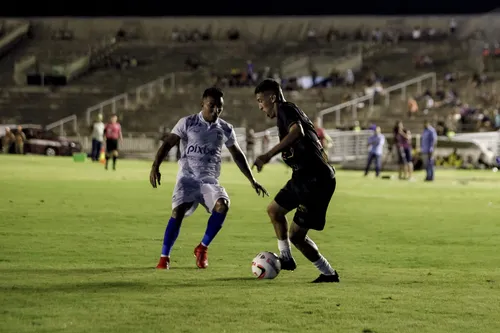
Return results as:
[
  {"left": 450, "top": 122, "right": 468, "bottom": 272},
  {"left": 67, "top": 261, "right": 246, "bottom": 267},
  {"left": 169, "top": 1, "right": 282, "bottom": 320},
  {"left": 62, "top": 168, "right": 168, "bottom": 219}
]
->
[
  {"left": 279, "top": 256, "right": 297, "bottom": 271},
  {"left": 312, "top": 272, "right": 340, "bottom": 283}
]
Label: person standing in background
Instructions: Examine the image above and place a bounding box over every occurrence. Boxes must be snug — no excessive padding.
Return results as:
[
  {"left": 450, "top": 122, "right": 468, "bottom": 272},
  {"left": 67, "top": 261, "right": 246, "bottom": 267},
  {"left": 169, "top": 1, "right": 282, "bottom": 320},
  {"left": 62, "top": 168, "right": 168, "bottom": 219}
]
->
[
  {"left": 14, "top": 125, "right": 26, "bottom": 155},
  {"left": 395, "top": 121, "right": 413, "bottom": 180},
  {"left": 90, "top": 114, "right": 105, "bottom": 162},
  {"left": 246, "top": 128, "right": 255, "bottom": 163},
  {"left": 104, "top": 115, "right": 123, "bottom": 171},
  {"left": 262, "top": 130, "right": 270, "bottom": 153},
  {"left": 2, "top": 127, "right": 15, "bottom": 154},
  {"left": 364, "top": 126, "right": 385, "bottom": 177},
  {"left": 421, "top": 120, "right": 438, "bottom": 182}
]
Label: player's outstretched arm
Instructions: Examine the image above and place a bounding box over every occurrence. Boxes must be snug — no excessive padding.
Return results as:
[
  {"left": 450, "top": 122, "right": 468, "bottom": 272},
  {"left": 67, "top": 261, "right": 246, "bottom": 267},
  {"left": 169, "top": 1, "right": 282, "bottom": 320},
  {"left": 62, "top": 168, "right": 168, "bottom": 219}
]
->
[
  {"left": 227, "top": 143, "right": 268, "bottom": 197},
  {"left": 253, "top": 123, "right": 304, "bottom": 172},
  {"left": 150, "top": 133, "right": 180, "bottom": 188}
]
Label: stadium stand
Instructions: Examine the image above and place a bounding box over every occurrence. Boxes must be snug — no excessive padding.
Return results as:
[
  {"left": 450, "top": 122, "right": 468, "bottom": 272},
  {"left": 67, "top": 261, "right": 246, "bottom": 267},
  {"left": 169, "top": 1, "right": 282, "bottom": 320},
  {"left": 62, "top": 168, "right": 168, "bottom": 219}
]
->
[{"left": 1, "top": 16, "right": 499, "bottom": 140}]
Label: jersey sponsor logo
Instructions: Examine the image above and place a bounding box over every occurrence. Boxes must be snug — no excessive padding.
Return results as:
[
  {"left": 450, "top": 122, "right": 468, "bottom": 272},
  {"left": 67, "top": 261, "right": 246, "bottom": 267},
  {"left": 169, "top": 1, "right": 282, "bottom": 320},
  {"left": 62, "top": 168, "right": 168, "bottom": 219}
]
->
[{"left": 186, "top": 144, "right": 217, "bottom": 156}]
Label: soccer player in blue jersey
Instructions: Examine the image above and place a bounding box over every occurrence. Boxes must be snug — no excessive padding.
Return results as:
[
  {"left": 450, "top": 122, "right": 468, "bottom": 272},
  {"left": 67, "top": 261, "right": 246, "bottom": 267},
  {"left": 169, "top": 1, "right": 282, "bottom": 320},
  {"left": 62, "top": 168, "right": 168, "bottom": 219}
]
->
[{"left": 150, "top": 87, "right": 268, "bottom": 269}]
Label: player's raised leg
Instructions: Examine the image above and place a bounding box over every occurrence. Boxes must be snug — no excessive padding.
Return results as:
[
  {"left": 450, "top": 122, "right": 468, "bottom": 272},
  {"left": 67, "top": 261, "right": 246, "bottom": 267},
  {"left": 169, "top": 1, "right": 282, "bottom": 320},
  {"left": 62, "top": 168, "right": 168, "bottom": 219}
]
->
[
  {"left": 195, "top": 198, "right": 229, "bottom": 269},
  {"left": 156, "top": 202, "right": 193, "bottom": 269},
  {"left": 289, "top": 222, "right": 339, "bottom": 283},
  {"left": 267, "top": 200, "right": 296, "bottom": 271}
]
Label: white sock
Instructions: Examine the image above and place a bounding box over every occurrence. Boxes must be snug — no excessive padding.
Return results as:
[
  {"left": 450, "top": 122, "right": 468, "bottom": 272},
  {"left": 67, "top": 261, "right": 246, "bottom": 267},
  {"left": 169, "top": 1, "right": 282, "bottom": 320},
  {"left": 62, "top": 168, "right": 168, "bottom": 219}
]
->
[
  {"left": 278, "top": 239, "right": 292, "bottom": 259},
  {"left": 313, "top": 255, "right": 336, "bottom": 276}
]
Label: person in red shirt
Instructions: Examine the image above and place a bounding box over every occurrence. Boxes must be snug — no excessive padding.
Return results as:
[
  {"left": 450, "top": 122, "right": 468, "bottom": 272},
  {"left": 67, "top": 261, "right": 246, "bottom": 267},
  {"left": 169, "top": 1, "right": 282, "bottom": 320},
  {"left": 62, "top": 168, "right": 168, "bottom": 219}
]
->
[
  {"left": 313, "top": 119, "right": 333, "bottom": 159},
  {"left": 104, "top": 114, "right": 123, "bottom": 170}
]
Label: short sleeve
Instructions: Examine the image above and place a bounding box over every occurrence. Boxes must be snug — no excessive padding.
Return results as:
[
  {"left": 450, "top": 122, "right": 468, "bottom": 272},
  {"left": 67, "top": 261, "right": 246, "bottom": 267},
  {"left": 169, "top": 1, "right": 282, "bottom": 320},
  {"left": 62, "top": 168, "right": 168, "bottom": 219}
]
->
[
  {"left": 278, "top": 103, "right": 301, "bottom": 130},
  {"left": 224, "top": 126, "right": 236, "bottom": 148},
  {"left": 171, "top": 117, "right": 187, "bottom": 140}
]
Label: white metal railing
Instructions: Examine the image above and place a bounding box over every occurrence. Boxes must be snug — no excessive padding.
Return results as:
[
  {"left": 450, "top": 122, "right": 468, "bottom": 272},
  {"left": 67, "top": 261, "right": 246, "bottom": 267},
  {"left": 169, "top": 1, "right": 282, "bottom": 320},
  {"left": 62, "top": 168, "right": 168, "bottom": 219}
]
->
[
  {"left": 46, "top": 114, "right": 78, "bottom": 135},
  {"left": 318, "top": 72, "right": 437, "bottom": 126},
  {"left": 86, "top": 73, "right": 176, "bottom": 125}
]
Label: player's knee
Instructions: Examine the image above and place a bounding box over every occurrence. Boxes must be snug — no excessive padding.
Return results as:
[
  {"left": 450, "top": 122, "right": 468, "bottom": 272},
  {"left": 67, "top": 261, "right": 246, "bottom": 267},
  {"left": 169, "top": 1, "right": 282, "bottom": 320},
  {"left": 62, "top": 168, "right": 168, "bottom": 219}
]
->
[
  {"left": 267, "top": 202, "right": 284, "bottom": 221},
  {"left": 172, "top": 203, "right": 191, "bottom": 220},
  {"left": 213, "top": 199, "right": 229, "bottom": 214}
]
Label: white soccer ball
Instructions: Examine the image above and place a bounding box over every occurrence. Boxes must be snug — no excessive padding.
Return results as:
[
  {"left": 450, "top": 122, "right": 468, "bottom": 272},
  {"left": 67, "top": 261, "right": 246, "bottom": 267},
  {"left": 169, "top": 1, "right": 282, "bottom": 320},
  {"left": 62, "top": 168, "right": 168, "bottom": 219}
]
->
[{"left": 251, "top": 251, "right": 281, "bottom": 279}]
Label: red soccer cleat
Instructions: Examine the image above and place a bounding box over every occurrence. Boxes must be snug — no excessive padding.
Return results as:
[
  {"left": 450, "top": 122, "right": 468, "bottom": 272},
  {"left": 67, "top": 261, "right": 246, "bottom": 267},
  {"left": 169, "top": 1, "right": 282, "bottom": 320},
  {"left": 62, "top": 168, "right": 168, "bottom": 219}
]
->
[
  {"left": 156, "top": 256, "right": 170, "bottom": 269},
  {"left": 194, "top": 243, "right": 208, "bottom": 269}
]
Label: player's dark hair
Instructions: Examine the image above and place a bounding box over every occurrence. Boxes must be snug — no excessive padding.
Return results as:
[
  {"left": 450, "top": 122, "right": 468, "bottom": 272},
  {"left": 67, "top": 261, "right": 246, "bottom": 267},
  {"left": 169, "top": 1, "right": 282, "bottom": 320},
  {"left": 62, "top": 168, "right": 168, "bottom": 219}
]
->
[
  {"left": 254, "top": 79, "right": 280, "bottom": 96},
  {"left": 254, "top": 79, "right": 285, "bottom": 102},
  {"left": 202, "top": 87, "right": 224, "bottom": 100}
]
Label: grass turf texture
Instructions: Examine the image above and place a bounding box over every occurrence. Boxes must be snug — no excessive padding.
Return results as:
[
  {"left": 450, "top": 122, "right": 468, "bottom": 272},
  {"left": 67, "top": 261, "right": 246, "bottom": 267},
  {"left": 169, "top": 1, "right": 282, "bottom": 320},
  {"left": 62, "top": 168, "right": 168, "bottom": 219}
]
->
[{"left": 0, "top": 155, "right": 499, "bottom": 333}]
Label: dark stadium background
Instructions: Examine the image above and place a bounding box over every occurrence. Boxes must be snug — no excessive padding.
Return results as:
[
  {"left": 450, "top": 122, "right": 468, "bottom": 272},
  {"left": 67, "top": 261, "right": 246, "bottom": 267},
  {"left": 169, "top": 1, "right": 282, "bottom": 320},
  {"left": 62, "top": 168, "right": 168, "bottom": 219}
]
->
[{"left": 2, "top": 1, "right": 498, "bottom": 16}]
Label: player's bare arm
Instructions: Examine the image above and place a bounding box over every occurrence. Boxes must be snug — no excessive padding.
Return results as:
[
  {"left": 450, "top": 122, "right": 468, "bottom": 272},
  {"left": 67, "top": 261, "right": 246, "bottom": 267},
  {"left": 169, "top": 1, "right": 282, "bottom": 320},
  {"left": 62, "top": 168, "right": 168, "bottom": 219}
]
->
[
  {"left": 150, "top": 133, "right": 180, "bottom": 188},
  {"left": 228, "top": 143, "right": 268, "bottom": 197},
  {"left": 253, "top": 123, "right": 304, "bottom": 172}
]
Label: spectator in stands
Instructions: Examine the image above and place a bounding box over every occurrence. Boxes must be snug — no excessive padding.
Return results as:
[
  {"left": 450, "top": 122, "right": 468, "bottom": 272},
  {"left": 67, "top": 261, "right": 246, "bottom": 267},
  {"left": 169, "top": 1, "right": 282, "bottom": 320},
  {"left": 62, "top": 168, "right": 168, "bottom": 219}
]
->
[
  {"left": 449, "top": 18, "right": 457, "bottom": 35},
  {"left": 307, "top": 28, "right": 317, "bottom": 41},
  {"left": 247, "top": 60, "right": 254, "bottom": 81},
  {"left": 227, "top": 28, "right": 240, "bottom": 41},
  {"left": 471, "top": 72, "right": 485, "bottom": 87},
  {"left": 445, "top": 112, "right": 458, "bottom": 137},
  {"left": 90, "top": 114, "right": 105, "bottom": 162},
  {"left": 423, "top": 94, "right": 434, "bottom": 115},
  {"left": 171, "top": 28, "right": 182, "bottom": 42},
  {"left": 345, "top": 69, "right": 355, "bottom": 86},
  {"left": 14, "top": 126, "right": 26, "bottom": 155},
  {"left": 407, "top": 97, "right": 419, "bottom": 118},
  {"left": 494, "top": 109, "right": 500, "bottom": 130},
  {"left": 412, "top": 27, "right": 421, "bottom": 40},
  {"left": 185, "top": 57, "right": 200, "bottom": 71},
  {"left": 262, "top": 131, "right": 271, "bottom": 153},
  {"left": 2, "top": 127, "right": 14, "bottom": 154},
  {"left": 352, "top": 121, "right": 361, "bottom": 132}
]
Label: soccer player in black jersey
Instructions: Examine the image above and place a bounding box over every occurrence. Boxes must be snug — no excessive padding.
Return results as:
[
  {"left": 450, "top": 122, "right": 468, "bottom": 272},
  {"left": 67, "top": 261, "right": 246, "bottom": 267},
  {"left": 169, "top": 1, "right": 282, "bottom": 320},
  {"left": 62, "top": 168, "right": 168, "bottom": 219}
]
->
[{"left": 252, "top": 79, "right": 340, "bottom": 283}]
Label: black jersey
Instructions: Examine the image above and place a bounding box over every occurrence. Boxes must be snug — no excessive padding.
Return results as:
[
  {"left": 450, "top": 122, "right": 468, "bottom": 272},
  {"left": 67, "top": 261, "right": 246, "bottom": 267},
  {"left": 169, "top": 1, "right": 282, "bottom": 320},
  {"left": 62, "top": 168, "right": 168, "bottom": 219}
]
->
[{"left": 276, "top": 102, "right": 334, "bottom": 177}]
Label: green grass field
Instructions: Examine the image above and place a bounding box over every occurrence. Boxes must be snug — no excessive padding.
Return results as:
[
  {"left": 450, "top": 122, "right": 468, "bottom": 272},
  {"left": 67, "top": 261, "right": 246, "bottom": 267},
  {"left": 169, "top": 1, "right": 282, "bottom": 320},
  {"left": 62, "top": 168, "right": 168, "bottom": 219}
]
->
[{"left": 1, "top": 155, "right": 499, "bottom": 333}]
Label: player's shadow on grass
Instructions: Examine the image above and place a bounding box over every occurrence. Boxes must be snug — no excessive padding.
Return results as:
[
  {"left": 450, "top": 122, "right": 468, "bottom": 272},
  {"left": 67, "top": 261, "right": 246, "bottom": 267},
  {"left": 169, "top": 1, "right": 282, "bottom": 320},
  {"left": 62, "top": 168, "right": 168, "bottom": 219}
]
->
[{"left": 2, "top": 281, "right": 147, "bottom": 293}]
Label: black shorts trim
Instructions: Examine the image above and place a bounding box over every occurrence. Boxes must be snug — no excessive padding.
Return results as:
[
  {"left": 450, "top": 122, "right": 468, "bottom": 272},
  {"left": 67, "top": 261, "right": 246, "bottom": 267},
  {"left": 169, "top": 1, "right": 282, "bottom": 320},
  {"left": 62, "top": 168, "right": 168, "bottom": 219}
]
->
[
  {"left": 274, "top": 174, "right": 336, "bottom": 231},
  {"left": 106, "top": 139, "right": 118, "bottom": 153}
]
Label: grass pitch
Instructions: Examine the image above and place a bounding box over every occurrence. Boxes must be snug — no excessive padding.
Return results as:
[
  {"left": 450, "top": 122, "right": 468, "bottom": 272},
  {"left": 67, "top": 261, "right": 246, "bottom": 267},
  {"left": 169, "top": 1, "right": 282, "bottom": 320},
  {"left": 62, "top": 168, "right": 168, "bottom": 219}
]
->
[{"left": 0, "top": 155, "right": 499, "bottom": 333}]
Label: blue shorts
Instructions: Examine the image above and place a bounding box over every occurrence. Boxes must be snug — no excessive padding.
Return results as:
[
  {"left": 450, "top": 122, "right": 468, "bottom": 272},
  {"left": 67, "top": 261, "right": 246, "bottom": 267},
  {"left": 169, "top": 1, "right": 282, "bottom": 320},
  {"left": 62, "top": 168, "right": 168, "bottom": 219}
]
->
[{"left": 398, "top": 147, "right": 412, "bottom": 164}]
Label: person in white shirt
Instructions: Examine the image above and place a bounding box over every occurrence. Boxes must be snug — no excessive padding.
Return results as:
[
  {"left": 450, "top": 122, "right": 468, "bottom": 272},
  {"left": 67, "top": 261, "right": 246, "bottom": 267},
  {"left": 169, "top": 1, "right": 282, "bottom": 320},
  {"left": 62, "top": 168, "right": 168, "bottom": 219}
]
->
[
  {"left": 150, "top": 87, "right": 268, "bottom": 270},
  {"left": 90, "top": 114, "right": 105, "bottom": 161}
]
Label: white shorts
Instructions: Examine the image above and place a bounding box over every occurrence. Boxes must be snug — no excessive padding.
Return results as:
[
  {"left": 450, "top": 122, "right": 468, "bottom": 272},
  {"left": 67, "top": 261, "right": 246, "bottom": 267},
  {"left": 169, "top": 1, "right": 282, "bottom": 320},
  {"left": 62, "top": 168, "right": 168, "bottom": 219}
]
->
[{"left": 172, "top": 177, "right": 230, "bottom": 217}]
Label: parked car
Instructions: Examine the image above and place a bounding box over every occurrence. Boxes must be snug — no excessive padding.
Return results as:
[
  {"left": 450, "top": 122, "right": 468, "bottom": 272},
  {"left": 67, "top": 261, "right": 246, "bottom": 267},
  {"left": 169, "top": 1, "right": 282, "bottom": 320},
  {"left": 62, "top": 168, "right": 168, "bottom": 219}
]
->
[{"left": 0, "top": 126, "right": 82, "bottom": 156}]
